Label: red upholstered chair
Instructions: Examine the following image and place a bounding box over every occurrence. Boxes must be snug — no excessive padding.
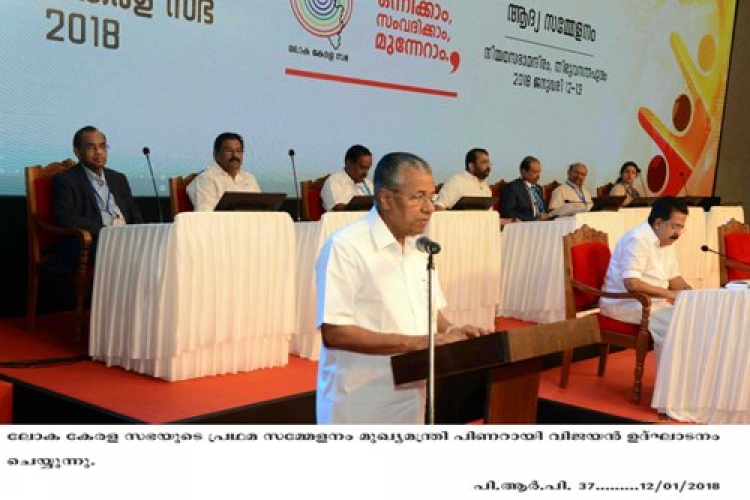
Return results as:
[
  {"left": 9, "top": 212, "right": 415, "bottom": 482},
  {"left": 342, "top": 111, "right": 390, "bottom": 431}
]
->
[
  {"left": 597, "top": 182, "right": 614, "bottom": 198},
  {"left": 561, "top": 224, "right": 652, "bottom": 404},
  {"left": 717, "top": 218, "right": 750, "bottom": 286},
  {"left": 542, "top": 180, "right": 560, "bottom": 208},
  {"left": 25, "top": 159, "right": 94, "bottom": 341},
  {"left": 168, "top": 173, "right": 198, "bottom": 218},
  {"left": 300, "top": 174, "right": 329, "bottom": 221},
  {"left": 489, "top": 179, "right": 505, "bottom": 212}
]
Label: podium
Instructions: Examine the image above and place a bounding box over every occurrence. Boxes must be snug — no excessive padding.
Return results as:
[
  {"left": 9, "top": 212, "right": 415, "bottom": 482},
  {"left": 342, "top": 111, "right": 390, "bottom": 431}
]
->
[{"left": 391, "top": 316, "right": 600, "bottom": 423}]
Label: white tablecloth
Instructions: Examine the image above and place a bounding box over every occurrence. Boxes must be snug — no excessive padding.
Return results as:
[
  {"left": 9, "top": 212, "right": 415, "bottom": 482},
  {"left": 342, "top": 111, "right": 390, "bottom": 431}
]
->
[
  {"left": 498, "top": 207, "right": 744, "bottom": 323},
  {"left": 89, "top": 212, "right": 296, "bottom": 381},
  {"left": 293, "top": 211, "right": 366, "bottom": 361},
  {"left": 652, "top": 289, "right": 750, "bottom": 423},
  {"left": 425, "top": 211, "right": 501, "bottom": 330},
  {"left": 291, "top": 210, "right": 502, "bottom": 360}
]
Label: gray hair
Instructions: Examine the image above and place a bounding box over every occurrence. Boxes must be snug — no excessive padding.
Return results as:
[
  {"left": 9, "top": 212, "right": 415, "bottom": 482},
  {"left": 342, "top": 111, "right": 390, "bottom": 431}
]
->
[{"left": 373, "top": 152, "right": 432, "bottom": 195}]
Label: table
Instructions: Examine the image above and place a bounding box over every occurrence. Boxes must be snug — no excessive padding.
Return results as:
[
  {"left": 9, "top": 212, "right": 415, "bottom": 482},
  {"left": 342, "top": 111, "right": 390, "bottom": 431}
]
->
[
  {"left": 89, "top": 212, "right": 296, "bottom": 381},
  {"left": 293, "top": 211, "right": 366, "bottom": 360},
  {"left": 498, "top": 206, "right": 743, "bottom": 323},
  {"left": 291, "top": 210, "right": 502, "bottom": 360},
  {"left": 652, "top": 289, "right": 750, "bottom": 423}
]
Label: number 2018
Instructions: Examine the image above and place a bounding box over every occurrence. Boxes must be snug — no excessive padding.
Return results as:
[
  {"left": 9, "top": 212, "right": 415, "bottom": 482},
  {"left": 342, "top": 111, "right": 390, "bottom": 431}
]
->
[{"left": 46, "top": 9, "right": 120, "bottom": 49}]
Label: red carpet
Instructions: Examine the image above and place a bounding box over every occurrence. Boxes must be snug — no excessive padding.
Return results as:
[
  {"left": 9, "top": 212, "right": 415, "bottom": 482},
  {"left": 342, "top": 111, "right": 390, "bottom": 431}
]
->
[{"left": 0, "top": 313, "right": 668, "bottom": 423}]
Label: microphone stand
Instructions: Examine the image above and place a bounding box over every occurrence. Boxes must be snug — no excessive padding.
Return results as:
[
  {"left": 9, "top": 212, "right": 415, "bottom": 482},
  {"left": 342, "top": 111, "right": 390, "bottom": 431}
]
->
[
  {"left": 289, "top": 149, "right": 301, "bottom": 221},
  {"left": 143, "top": 147, "right": 163, "bottom": 223},
  {"left": 426, "top": 250, "right": 436, "bottom": 425}
]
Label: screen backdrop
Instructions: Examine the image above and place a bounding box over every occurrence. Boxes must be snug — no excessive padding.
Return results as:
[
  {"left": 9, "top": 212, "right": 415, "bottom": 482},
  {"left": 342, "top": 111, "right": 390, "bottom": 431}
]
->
[{"left": 0, "top": 0, "right": 736, "bottom": 198}]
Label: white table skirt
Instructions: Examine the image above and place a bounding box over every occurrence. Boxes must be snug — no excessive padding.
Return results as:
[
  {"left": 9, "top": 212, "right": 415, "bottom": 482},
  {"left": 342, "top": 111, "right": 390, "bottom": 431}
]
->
[
  {"left": 292, "top": 212, "right": 366, "bottom": 361},
  {"left": 291, "top": 210, "right": 502, "bottom": 360},
  {"left": 425, "top": 211, "right": 501, "bottom": 330},
  {"left": 652, "top": 289, "right": 750, "bottom": 423},
  {"left": 89, "top": 212, "right": 296, "bottom": 381},
  {"left": 498, "top": 207, "right": 744, "bottom": 323}
]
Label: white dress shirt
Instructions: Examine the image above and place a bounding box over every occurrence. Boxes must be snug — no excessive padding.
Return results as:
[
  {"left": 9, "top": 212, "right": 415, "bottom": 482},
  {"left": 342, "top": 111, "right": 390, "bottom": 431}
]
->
[
  {"left": 187, "top": 161, "right": 261, "bottom": 212},
  {"left": 435, "top": 171, "right": 491, "bottom": 209},
  {"left": 600, "top": 222, "right": 680, "bottom": 324},
  {"left": 548, "top": 181, "right": 593, "bottom": 211},
  {"left": 315, "top": 208, "right": 447, "bottom": 424},
  {"left": 321, "top": 170, "right": 374, "bottom": 211}
]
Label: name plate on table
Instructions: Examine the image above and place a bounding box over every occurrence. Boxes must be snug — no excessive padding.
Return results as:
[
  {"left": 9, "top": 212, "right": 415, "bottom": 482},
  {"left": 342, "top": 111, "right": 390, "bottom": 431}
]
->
[{"left": 215, "top": 192, "right": 287, "bottom": 212}]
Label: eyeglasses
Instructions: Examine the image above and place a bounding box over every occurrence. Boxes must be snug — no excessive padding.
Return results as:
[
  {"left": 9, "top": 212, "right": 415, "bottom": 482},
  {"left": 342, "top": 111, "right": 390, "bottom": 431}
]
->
[{"left": 392, "top": 191, "right": 438, "bottom": 206}]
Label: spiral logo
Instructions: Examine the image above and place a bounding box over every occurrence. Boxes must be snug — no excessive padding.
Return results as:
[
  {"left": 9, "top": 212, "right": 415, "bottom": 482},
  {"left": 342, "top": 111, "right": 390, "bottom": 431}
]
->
[{"left": 291, "top": 0, "right": 353, "bottom": 47}]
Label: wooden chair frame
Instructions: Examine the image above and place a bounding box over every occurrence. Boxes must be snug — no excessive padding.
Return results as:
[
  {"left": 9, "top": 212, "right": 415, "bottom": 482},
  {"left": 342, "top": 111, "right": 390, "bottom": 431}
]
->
[
  {"left": 168, "top": 173, "right": 199, "bottom": 218},
  {"left": 717, "top": 218, "right": 750, "bottom": 286},
  {"left": 561, "top": 224, "right": 652, "bottom": 404},
  {"left": 26, "top": 159, "right": 93, "bottom": 341},
  {"left": 300, "top": 174, "right": 330, "bottom": 221}
]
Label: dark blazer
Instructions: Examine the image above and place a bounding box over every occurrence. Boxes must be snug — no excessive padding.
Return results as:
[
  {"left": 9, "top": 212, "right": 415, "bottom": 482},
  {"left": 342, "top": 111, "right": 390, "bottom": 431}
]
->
[
  {"left": 51, "top": 163, "right": 142, "bottom": 270},
  {"left": 500, "top": 178, "right": 543, "bottom": 222}
]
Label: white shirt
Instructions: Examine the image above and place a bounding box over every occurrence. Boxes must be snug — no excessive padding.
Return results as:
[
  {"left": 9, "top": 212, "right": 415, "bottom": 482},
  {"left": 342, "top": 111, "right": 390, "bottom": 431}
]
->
[
  {"left": 315, "top": 208, "right": 447, "bottom": 424},
  {"left": 321, "top": 170, "right": 374, "bottom": 211},
  {"left": 187, "top": 161, "right": 261, "bottom": 212},
  {"left": 600, "top": 222, "right": 680, "bottom": 323},
  {"left": 434, "top": 171, "right": 491, "bottom": 209},
  {"left": 548, "top": 181, "right": 593, "bottom": 211}
]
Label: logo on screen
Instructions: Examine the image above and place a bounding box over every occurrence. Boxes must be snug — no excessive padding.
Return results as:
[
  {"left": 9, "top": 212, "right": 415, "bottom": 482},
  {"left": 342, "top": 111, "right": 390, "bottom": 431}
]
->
[{"left": 290, "top": 0, "right": 353, "bottom": 50}]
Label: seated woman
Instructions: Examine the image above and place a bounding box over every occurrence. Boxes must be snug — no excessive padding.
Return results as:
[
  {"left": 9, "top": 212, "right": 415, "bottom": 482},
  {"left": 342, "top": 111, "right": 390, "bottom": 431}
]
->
[{"left": 609, "top": 161, "right": 643, "bottom": 206}]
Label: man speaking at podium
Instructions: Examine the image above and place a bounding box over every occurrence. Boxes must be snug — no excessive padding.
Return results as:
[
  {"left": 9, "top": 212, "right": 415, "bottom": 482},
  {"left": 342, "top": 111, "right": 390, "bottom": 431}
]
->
[
  {"left": 188, "top": 132, "right": 260, "bottom": 211},
  {"left": 315, "top": 152, "right": 489, "bottom": 424}
]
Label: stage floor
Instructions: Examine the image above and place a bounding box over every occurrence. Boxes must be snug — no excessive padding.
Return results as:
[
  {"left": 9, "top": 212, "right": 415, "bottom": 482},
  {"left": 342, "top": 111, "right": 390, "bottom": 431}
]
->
[{"left": 0, "top": 313, "right": 667, "bottom": 424}]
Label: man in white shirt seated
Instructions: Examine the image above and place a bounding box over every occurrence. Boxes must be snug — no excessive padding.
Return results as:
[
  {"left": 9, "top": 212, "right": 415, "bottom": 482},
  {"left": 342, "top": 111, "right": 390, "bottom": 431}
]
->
[
  {"left": 434, "top": 148, "right": 492, "bottom": 210},
  {"left": 599, "top": 197, "right": 692, "bottom": 366},
  {"left": 320, "top": 144, "right": 374, "bottom": 211},
  {"left": 548, "top": 162, "right": 593, "bottom": 215},
  {"left": 187, "top": 132, "right": 261, "bottom": 211}
]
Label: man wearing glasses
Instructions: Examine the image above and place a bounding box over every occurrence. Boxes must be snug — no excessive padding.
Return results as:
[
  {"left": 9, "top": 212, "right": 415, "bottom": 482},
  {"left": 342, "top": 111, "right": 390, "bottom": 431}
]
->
[
  {"left": 315, "top": 152, "right": 489, "bottom": 424},
  {"left": 188, "top": 132, "right": 261, "bottom": 211},
  {"left": 53, "top": 125, "right": 143, "bottom": 268},
  {"left": 600, "top": 196, "right": 692, "bottom": 366}
]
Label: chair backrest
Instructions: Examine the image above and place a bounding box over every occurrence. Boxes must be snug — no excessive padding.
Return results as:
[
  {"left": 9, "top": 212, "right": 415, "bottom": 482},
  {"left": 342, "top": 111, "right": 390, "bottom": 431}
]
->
[
  {"left": 25, "top": 159, "right": 77, "bottom": 254},
  {"left": 717, "top": 218, "right": 750, "bottom": 285},
  {"left": 300, "top": 174, "right": 329, "bottom": 221},
  {"left": 562, "top": 224, "right": 611, "bottom": 318},
  {"left": 168, "top": 173, "right": 199, "bottom": 218},
  {"left": 543, "top": 180, "right": 560, "bottom": 207},
  {"left": 597, "top": 182, "right": 614, "bottom": 198},
  {"left": 489, "top": 179, "right": 505, "bottom": 212}
]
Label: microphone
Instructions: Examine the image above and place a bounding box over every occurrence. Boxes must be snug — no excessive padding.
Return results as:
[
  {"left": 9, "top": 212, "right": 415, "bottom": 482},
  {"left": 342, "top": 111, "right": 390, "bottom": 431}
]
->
[
  {"left": 679, "top": 172, "right": 690, "bottom": 197},
  {"left": 700, "top": 245, "right": 750, "bottom": 268},
  {"left": 142, "top": 146, "right": 164, "bottom": 223},
  {"left": 288, "top": 149, "right": 301, "bottom": 221},
  {"left": 416, "top": 236, "right": 441, "bottom": 254},
  {"left": 638, "top": 172, "right": 647, "bottom": 197}
]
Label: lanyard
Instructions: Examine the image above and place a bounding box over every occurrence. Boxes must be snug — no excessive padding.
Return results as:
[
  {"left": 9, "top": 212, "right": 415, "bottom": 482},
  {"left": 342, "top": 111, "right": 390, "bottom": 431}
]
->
[{"left": 566, "top": 180, "right": 586, "bottom": 203}]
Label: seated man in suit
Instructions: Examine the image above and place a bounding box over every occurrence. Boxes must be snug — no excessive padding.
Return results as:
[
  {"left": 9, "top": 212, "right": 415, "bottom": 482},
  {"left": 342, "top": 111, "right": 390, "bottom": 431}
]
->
[
  {"left": 188, "top": 132, "right": 261, "bottom": 211},
  {"left": 434, "top": 147, "right": 493, "bottom": 210},
  {"left": 321, "top": 144, "right": 374, "bottom": 211},
  {"left": 53, "top": 125, "right": 143, "bottom": 269},
  {"left": 548, "top": 162, "right": 594, "bottom": 213},
  {"left": 499, "top": 155, "right": 551, "bottom": 221}
]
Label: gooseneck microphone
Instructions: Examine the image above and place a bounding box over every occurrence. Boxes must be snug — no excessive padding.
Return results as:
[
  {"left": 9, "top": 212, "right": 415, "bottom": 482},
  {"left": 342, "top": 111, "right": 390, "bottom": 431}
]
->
[
  {"left": 700, "top": 244, "right": 750, "bottom": 268},
  {"left": 416, "top": 236, "right": 441, "bottom": 254},
  {"left": 288, "top": 149, "right": 301, "bottom": 221},
  {"left": 142, "top": 147, "right": 164, "bottom": 223}
]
